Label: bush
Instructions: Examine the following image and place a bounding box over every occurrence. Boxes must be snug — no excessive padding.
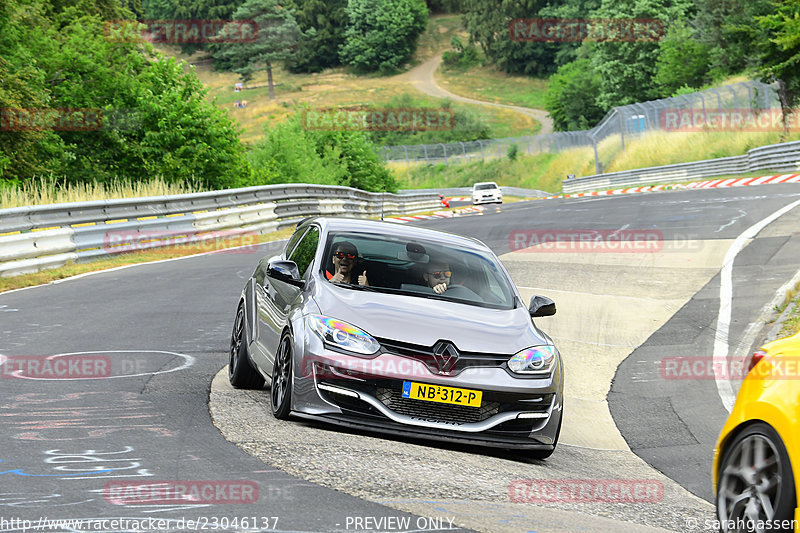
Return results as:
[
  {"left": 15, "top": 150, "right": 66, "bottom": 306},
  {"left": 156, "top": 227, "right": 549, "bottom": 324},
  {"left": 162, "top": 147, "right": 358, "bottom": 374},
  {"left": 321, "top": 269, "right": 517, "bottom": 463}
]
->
[
  {"left": 365, "top": 93, "right": 492, "bottom": 146},
  {"left": 653, "top": 22, "right": 712, "bottom": 97},
  {"left": 249, "top": 113, "right": 396, "bottom": 192},
  {"left": 507, "top": 144, "right": 518, "bottom": 161},
  {"left": 339, "top": 0, "right": 428, "bottom": 73},
  {"left": 441, "top": 36, "right": 481, "bottom": 71},
  {"left": 544, "top": 58, "right": 607, "bottom": 132}
]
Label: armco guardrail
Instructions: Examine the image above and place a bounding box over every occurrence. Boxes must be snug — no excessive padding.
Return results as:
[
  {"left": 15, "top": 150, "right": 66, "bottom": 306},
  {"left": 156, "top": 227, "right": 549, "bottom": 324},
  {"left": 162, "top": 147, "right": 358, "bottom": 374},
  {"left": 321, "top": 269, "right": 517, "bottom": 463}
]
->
[
  {"left": 562, "top": 140, "right": 800, "bottom": 193},
  {"left": 400, "top": 186, "right": 550, "bottom": 198},
  {"left": 0, "top": 184, "right": 442, "bottom": 277}
]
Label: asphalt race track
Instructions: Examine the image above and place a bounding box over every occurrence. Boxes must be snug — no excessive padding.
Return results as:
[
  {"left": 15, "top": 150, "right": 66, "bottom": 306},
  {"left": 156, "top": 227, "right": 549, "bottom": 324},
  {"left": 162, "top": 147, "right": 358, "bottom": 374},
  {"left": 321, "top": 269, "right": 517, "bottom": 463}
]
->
[{"left": 1, "top": 183, "right": 799, "bottom": 533}]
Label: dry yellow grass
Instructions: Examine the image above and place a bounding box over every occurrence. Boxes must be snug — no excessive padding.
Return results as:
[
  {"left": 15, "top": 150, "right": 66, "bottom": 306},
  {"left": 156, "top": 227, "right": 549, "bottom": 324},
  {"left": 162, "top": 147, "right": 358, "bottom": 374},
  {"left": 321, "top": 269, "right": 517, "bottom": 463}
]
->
[
  {"left": 392, "top": 126, "right": 800, "bottom": 192},
  {"left": 157, "top": 15, "right": 540, "bottom": 144},
  {"left": 437, "top": 65, "right": 550, "bottom": 111},
  {"left": 1, "top": 177, "right": 205, "bottom": 210}
]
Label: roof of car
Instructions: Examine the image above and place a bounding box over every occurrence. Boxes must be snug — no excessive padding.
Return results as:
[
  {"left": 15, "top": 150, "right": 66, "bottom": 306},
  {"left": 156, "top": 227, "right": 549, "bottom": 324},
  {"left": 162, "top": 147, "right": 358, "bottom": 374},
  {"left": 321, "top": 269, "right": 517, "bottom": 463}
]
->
[{"left": 301, "top": 217, "right": 487, "bottom": 250}]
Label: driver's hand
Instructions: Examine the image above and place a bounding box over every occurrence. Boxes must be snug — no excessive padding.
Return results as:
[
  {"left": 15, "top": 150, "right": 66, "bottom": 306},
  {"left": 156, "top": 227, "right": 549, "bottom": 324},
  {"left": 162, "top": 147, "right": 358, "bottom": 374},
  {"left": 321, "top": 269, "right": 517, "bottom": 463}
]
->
[
  {"left": 433, "top": 283, "right": 447, "bottom": 294},
  {"left": 358, "top": 271, "right": 369, "bottom": 286},
  {"left": 330, "top": 272, "right": 344, "bottom": 283}
]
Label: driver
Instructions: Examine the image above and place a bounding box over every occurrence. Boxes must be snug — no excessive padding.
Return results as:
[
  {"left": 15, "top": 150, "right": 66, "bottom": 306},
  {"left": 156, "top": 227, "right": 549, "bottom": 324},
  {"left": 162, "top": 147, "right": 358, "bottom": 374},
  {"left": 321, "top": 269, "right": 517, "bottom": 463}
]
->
[
  {"left": 327, "top": 241, "right": 368, "bottom": 286},
  {"left": 423, "top": 260, "right": 451, "bottom": 295}
]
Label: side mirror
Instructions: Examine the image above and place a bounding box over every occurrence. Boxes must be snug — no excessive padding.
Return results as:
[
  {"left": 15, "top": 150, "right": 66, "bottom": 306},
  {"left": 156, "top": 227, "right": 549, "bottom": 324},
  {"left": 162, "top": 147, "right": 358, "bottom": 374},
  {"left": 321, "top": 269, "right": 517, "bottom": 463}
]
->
[
  {"left": 267, "top": 260, "right": 305, "bottom": 287},
  {"left": 529, "top": 295, "right": 556, "bottom": 317}
]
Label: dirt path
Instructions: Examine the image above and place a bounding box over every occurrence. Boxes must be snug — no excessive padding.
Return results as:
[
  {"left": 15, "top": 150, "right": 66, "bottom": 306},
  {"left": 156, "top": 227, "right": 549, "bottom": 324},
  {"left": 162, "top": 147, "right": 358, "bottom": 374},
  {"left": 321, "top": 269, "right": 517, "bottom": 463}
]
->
[{"left": 403, "top": 55, "right": 554, "bottom": 135}]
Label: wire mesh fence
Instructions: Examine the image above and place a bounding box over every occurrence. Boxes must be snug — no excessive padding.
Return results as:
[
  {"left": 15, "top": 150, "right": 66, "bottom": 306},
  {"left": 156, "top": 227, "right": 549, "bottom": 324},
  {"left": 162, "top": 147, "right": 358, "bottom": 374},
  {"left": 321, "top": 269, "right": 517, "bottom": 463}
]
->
[{"left": 379, "top": 80, "right": 781, "bottom": 168}]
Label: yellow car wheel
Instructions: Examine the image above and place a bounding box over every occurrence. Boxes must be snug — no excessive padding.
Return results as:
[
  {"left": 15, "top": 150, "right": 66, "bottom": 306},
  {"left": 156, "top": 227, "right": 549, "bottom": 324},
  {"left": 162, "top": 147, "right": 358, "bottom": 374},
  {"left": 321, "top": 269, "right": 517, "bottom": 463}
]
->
[{"left": 717, "top": 422, "right": 796, "bottom": 531}]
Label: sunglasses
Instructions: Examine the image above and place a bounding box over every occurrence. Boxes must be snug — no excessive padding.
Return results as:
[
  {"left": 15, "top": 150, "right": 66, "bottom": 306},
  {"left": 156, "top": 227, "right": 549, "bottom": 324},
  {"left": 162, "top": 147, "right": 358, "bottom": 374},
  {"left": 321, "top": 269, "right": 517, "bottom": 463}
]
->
[
  {"left": 428, "top": 270, "right": 451, "bottom": 278},
  {"left": 334, "top": 251, "right": 357, "bottom": 260}
]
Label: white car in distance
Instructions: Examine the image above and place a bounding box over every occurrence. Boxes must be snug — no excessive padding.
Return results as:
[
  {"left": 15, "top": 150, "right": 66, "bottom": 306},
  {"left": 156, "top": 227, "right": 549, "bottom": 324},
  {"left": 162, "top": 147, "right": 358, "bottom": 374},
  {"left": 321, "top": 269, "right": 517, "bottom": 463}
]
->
[{"left": 472, "top": 182, "right": 503, "bottom": 205}]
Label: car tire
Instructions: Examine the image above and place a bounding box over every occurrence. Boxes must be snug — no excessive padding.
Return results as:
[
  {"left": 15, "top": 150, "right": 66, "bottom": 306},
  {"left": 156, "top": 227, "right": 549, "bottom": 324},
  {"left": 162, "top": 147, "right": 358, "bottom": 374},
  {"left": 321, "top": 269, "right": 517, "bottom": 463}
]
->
[
  {"left": 270, "top": 332, "right": 294, "bottom": 420},
  {"left": 716, "top": 422, "right": 796, "bottom": 532},
  {"left": 228, "top": 304, "right": 265, "bottom": 389}
]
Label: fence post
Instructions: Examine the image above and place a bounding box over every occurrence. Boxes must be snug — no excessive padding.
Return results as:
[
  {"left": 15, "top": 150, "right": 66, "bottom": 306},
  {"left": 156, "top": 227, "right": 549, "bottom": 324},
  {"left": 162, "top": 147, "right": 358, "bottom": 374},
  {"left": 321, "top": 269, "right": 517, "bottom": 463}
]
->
[
  {"left": 440, "top": 143, "right": 448, "bottom": 165},
  {"left": 479, "top": 140, "right": 485, "bottom": 161},
  {"left": 403, "top": 145, "right": 409, "bottom": 168},
  {"left": 423, "top": 144, "right": 429, "bottom": 164},
  {"left": 617, "top": 110, "right": 625, "bottom": 151},
  {"left": 592, "top": 135, "right": 601, "bottom": 175},
  {"left": 728, "top": 86, "right": 738, "bottom": 110}
]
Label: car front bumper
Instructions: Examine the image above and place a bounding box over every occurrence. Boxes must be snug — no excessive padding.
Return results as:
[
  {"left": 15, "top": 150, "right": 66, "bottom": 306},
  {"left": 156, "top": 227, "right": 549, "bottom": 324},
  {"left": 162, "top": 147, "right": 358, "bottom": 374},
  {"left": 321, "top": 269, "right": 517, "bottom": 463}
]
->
[{"left": 291, "top": 337, "right": 563, "bottom": 449}]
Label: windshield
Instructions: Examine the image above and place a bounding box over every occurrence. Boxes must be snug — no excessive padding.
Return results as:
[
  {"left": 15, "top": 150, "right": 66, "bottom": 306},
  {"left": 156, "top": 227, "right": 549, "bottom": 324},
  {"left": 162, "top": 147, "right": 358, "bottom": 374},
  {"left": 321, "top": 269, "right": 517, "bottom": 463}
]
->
[
  {"left": 320, "top": 231, "right": 517, "bottom": 310},
  {"left": 475, "top": 183, "right": 498, "bottom": 190}
]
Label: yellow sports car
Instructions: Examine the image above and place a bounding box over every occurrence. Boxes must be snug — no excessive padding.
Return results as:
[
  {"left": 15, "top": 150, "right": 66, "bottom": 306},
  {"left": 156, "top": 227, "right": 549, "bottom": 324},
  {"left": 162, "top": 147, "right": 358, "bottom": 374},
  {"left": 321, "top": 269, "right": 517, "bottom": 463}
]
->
[{"left": 713, "top": 330, "right": 800, "bottom": 532}]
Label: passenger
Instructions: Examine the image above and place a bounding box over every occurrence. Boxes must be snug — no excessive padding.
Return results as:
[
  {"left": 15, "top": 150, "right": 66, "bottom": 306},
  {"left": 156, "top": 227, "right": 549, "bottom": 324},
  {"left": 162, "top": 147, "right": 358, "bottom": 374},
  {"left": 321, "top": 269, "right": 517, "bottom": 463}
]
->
[
  {"left": 327, "top": 241, "right": 368, "bottom": 286},
  {"left": 423, "top": 261, "right": 451, "bottom": 295}
]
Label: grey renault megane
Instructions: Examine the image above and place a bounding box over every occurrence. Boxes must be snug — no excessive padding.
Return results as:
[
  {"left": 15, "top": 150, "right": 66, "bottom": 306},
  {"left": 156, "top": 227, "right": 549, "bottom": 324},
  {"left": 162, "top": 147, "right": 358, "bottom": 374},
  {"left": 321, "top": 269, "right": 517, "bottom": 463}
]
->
[{"left": 228, "top": 217, "right": 563, "bottom": 457}]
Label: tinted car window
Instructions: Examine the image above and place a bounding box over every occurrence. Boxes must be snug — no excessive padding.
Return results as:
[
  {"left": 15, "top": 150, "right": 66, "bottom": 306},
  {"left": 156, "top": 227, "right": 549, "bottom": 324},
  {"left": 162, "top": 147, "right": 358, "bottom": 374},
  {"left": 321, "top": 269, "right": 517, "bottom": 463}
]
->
[
  {"left": 289, "top": 226, "right": 320, "bottom": 277},
  {"left": 284, "top": 226, "right": 309, "bottom": 258},
  {"left": 321, "top": 231, "right": 515, "bottom": 309},
  {"left": 475, "top": 183, "right": 498, "bottom": 190}
]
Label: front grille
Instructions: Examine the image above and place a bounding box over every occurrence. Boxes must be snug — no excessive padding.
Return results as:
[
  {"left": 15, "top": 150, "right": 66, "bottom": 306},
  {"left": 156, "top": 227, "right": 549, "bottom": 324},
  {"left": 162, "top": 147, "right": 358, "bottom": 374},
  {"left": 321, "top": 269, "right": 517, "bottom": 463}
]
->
[
  {"left": 376, "top": 386, "right": 500, "bottom": 424},
  {"left": 376, "top": 337, "right": 508, "bottom": 376}
]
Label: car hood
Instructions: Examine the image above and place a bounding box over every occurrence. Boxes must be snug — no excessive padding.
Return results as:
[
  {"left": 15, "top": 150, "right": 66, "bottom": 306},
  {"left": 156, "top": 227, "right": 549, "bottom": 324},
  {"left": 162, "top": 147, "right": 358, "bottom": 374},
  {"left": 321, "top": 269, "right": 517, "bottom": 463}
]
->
[{"left": 312, "top": 281, "right": 547, "bottom": 354}]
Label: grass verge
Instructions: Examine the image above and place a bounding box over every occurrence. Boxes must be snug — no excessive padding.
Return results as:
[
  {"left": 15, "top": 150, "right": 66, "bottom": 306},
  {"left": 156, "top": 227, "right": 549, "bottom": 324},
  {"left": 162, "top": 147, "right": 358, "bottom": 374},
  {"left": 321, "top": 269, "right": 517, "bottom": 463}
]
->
[
  {"left": 437, "top": 65, "right": 550, "bottom": 111},
  {"left": 393, "top": 129, "right": 800, "bottom": 192},
  {"left": 778, "top": 282, "right": 800, "bottom": 337},
  {"left": 1, "top": 177, "right": 206, "bottom": 210}
]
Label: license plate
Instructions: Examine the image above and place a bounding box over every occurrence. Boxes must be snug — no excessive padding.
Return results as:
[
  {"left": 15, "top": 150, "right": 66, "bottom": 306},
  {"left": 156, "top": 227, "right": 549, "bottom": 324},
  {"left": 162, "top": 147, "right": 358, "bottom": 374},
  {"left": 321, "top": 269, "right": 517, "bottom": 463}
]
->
[{"left": 402, "top": 381, "right": 482, "bottom": 407}]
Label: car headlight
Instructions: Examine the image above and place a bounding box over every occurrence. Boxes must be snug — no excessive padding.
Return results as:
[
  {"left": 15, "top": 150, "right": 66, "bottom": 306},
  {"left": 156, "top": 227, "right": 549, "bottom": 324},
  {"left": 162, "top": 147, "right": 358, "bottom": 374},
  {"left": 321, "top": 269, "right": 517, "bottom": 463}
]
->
[
  {"left": 508, "top": 346, "right": 556, "bottom": 374},
  {"left": 307, "top": 315, "right": 380, "bottom": 356}
]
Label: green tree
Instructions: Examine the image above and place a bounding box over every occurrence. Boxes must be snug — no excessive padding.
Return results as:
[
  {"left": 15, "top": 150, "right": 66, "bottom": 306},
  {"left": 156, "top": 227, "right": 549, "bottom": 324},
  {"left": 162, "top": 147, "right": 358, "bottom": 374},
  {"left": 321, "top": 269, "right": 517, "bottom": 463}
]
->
[
  {"left": 212, "top": 0, "right": 304, "bottom": 99},
  {"left": 1, "top": 0, "right": 249, "bottom": 189},
  {"left": 693, "top": 0, "right": 772, "bottom": 78},
  {"left": 339, "top": 0, "right": 428, "bottom": 73},
  {"left": 758, "top": 0, "right": 800, "bottom": 127},
  {"left": 283, "top": 0, "right": 348, "bottom": 73},
  {"left": 544, "top": 57, "right": 606, "bottom": 131},
  {"left": 142, "top": 0, "right": 246, "bottom": 55},
  {"left": 426, "top": 0, "right": 462, "bottom": 13},
  {"left": 653, "top": 21, "right": 711, "bottom": 96},
  {"left": 0, "top": 1, "right": 66, "bottom": 182},
  {"left": 461, "top": 0, "right": 562, "bottom": 76},
  {"left": 591, "top": 0, "right": 693, "bottom": 109}
]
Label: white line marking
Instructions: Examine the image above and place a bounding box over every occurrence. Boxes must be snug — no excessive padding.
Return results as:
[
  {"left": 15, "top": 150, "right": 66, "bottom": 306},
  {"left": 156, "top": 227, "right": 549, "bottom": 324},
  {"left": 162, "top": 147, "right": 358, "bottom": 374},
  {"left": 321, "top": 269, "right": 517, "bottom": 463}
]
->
[
  {"left": 713, "top": 198, "right": 800, "bottom": 412},
  {"left": 715, "top": 209, "right": 747, "bottom": 233},
  {"left": 0, "top": 350, "right": 195, "bottom": 381}
]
